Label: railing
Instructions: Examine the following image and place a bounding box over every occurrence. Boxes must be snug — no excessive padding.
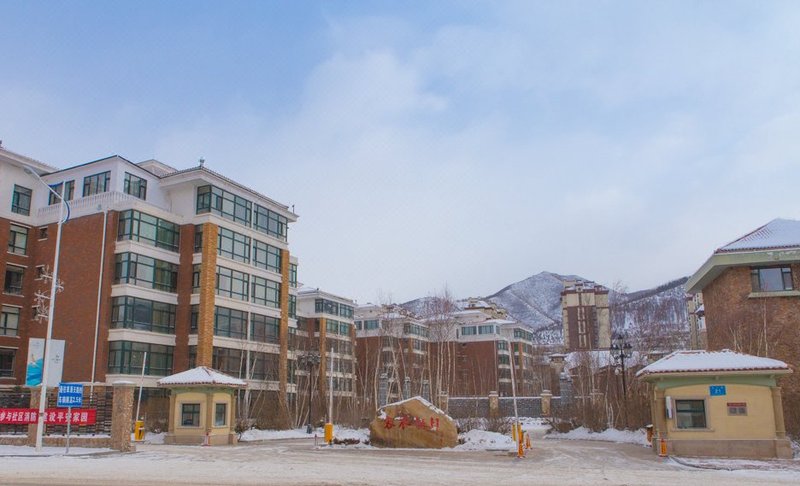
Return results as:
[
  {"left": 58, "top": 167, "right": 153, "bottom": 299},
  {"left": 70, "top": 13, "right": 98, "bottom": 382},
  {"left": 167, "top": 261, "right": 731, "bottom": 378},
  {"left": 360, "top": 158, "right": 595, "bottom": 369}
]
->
[{"left": 36, "top": 191, "right": 164, "bottom": 221}]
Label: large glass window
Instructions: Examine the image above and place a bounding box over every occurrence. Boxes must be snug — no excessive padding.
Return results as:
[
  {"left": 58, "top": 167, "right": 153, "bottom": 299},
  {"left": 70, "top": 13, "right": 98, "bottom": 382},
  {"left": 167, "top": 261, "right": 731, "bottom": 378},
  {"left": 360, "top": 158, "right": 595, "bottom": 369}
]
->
[
  {"left": 190, "top": 305, "right": 199, "bottom": 333},
  {"left": 214, "top": 306, "right": 247, "bottom": 339},
  {"left": 11, "top": 185, "right": 32, "bottom": 215},
  {"left": 676, "top": 399, "right": 707, "bottom": 429},
  {"left": 0, "top": 348, "right": 14, "bottom": 378},
  {"left": 48, "top": 181, "right": 75, "bottom": 205},
  {"left": 111, "top": 296, "right": 176, "bottom": 334},
  {"left": 250, "top": 313, "right": 280, "bottom": 344},
  {"left": 215, "top": 266, "right": 249, "bottom": 301},
  {"left": 4, "top": 265, "right": 24, "bottom": 295},
  {"left": 196, "top": 185, "right": 252, "bottom": 227},
  {"left": 107, "top": 341, "right": 173, "bottom": 376},
  {"left": 289, "top": 263, "right": 297, "bottom": 287},
  {"left": 364, "top": 319, "right": 379, "bottom": 330},
  {"left": 117, "top": 210, "right": 180, "bottom": 252},
  {"left": 83, "top": 171, "right": 111, "bottom": 196},
  {"left": 249, "top": 351, "right": 279, "bottom": 381},
  {"left": 288, "top": 294, "right": 296, "bottom": 319},
  {"left": 193, "top": 225, "right": 203, "bottom": 252},
  {"left": 8, "top": 224, "right": 28, "bottom": 255},
  {"left": 461, "top": 326, "right": 477, "bottom": 336},
  {"left": 251, "top": 276, "right": 280, "bottom": 308},
  {"left": 192, "top": 264, "right": 201, "bottom": 293},
  {"left": 315, "top": 298, "right": 351, "bottom": 317},
  {"left": 253, "top": 240, "right": 281, "bottom": 273},
  {"left": 181, "top": 403, "right": 200, "bottom": 427},
  {"left": 403, "top": 323, "right": 428, "bottom": 337},
  {"left": 123, "top": 172, "right": 147, "bottom": 200},
  {"left": 1, "top": 306, "right": 20, "bottom": 336},
  {"left": 212, "top": 346, "right": 245, "bottom": 377},
  {"left": 478, "top": 325, "right": 495, "bottom": 335},
  {"left": 253, "top": 204, "right": 287, "bottom": 241},
  {"left": 751, "top": 267, "right": 793, "bottom": 292},
  {"left": 218, "top": 227, "right": 250, "bottom": 263},
  {"left": 114, "top": 252, "right": 178, "bottom": 292}
]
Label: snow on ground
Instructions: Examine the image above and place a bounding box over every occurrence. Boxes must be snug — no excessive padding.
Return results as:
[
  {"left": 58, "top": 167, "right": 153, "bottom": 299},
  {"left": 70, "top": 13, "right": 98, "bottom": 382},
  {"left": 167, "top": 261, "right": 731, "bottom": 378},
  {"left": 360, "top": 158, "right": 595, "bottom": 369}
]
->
[
  {"left": 518, "top": 417, "right": 551, "bottom": 436},
  {"left": 0, "top": 444, "right": 113, "bottom": 456},
  {"left": 546, "top": 426, "right": 650, "bottom": 446},
  {"left": 239, "top": 427, "right": 317, "bottom": 441},
  {"left": 672, "top": 456, "right": 800, "bottom": 473},
  {"left": 454, "top": 429, "right": 514, "bottom": 451}
]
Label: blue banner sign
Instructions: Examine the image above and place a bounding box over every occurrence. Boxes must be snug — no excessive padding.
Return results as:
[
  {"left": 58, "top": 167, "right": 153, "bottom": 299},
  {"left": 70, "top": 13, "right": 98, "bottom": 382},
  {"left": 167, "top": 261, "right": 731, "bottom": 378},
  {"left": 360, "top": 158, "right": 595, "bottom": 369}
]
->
[
  {"left": 57, "top": 383, "right": 84, "bottom": 408},
  {"left": 709, "top": 385, "right": 726, "bottom": 396}
]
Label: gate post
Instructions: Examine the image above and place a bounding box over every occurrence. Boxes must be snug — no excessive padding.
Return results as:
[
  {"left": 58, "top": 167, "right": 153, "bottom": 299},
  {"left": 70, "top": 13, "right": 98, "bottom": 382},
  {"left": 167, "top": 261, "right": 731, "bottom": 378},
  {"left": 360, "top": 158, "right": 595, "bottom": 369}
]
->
[{"left": 111, "top": 382, "right": 135, "bottom": 452}]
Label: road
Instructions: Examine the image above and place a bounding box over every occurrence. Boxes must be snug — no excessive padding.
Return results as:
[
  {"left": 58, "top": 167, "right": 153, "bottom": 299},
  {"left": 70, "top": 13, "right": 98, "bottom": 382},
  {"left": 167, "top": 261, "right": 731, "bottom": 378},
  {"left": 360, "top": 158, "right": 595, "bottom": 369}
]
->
[{"left": 2, "top": 438, "right": 797, "bottom": 485}]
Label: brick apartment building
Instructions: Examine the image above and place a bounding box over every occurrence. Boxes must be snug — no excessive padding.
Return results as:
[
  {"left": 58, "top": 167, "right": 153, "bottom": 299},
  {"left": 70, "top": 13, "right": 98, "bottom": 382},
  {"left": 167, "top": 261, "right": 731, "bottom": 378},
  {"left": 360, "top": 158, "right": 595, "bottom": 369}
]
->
[
  {"left": 561, "top": 280, "right": 611, "bottom": 352},
  {"left": 0, "top": 145, "right": 307, "bottom": 426},
  {"left": 686, "top": 218, "right": 800, "bottom": 436}
]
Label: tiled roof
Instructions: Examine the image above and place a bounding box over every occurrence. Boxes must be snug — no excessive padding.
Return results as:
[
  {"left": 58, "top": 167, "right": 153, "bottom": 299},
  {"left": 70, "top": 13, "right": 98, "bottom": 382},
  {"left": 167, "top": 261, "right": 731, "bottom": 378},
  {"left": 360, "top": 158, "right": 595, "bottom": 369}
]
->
[
  {"left": 636, "top": 350, "right": 789, "bottom": 377},
  {"left": 157, "top": 366, "right": 247, "bottom": 387},
  {"left": 716, "top": 218, "right": 800, "bottom": 253}
]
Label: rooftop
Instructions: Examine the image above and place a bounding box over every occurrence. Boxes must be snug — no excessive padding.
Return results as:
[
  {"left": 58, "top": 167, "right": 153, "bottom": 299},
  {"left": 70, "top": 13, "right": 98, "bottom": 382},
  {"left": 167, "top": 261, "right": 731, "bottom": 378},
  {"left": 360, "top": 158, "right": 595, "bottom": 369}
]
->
[
  {"left": 717, "top": 218, "right": 800, "bottom": 253},
  {"left": 636, "top": 350, "right": 790, "bottom": 377},
  {"left": 157, "top": 366, "right": 247, "bottom": 387}
]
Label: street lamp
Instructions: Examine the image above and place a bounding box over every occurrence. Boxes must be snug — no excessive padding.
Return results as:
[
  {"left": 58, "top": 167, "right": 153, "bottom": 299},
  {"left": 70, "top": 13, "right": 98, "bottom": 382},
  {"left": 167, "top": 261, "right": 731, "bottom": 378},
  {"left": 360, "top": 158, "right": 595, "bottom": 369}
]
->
[
  {"left": 23, "top": 166, "right": 70, "bottom": 452},
  {"left": 609, "top": 333, "right": 633, "bottom": 429},
  {"left": 298, "top": 352, "right": 320, "bottom": 432}
]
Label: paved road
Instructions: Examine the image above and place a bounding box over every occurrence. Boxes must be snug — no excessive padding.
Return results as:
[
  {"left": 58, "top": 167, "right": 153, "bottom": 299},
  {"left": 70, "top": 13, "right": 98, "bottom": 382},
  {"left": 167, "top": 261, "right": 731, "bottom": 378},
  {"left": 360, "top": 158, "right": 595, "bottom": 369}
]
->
[{"left": 2, "top": 438, "right": 797, "bottom": 485}]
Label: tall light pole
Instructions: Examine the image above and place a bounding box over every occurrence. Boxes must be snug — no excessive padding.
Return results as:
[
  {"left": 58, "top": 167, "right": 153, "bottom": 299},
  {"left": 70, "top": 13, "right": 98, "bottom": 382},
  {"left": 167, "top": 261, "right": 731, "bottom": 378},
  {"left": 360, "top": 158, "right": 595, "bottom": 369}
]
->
[
  {"left": 610, "top": 333, "right": 633, "bottom": 429},
  {"left": 24, "top": 166, "right": 69, "bottom": 452},
  {"left": 298, "top": 352, "right": 320, "bottom": 431}
]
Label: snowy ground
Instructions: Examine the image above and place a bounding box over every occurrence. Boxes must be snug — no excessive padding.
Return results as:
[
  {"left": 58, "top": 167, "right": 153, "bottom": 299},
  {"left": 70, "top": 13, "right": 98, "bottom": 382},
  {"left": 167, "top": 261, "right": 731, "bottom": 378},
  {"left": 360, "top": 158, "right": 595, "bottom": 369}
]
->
[
  {"left": 546, "top": 426, "right": 650, "bottom": 446},
  {"left": 0, "top": 445, "right": 113, "bottom": 456},
  {"left": 2, "top": 437, "right": 799, "bottom": 485}
]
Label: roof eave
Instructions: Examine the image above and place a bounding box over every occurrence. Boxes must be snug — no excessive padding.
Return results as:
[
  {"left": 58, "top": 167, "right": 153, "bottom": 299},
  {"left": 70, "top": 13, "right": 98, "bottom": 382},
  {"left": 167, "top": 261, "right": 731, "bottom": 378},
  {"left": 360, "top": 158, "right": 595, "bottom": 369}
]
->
[
  {"left": 686, "top": 249, "right": 800, "bottom": 293},
  {"left": 638, "top": 368, "right": 792, "bottom": 380}
]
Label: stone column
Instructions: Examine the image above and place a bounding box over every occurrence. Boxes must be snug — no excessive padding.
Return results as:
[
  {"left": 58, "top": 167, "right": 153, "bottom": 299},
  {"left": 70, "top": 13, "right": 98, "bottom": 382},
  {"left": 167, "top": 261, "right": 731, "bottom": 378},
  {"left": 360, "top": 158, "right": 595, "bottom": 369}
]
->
[
  {"left": 488, "top": 392, "right": 500, "bottom": 418},
  {"left": 27, "top": 386, "right": 42, "bottom": 447},
  {"left": 167, "top": 390, "right": 176, "bottom": 435},
  {"left": 771, "top": 386, "right": 787, "bottom": 439},
  {"left": 654, "top": 388, "right": 667, "bottom": 440},
  {"left": 111, "top": 382, "right": 135, "bottom": 452},
  {"left": 276, "top": 249, "right": 291, "bottom": 428},
  {"left": 197, "top": 222, "right": 219, "bottom": 367},
  {"left": 205, "top": 391, "right": 214, "bottom": 444},
  {"left": 541, "top": 390, "right": 552, "bottom": 416}
]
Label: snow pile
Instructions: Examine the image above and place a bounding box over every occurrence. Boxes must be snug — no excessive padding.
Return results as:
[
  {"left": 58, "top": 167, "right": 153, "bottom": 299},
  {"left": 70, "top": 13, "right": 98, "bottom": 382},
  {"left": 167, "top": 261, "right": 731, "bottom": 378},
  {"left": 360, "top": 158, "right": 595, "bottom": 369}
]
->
[
  {"left": 239, "top": 427, "right": 315, "bottom": 442},
  {"left": 519, "top": 417, "right": 552, "bottom": 436},
  {"left": 546, "top": 427, "right": 649, "bottom": 446},
  {"left": 455, "top": 429, "right": 515, "bottom": 451},
  {"left": 333, "top": 427, "right": 369, "bottom": 443}
]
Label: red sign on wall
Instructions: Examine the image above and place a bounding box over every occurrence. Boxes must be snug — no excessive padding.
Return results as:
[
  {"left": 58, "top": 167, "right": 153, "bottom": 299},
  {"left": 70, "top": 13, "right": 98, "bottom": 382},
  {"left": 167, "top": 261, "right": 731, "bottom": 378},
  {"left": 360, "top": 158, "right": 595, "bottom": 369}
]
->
[{"left": 0, "top": 408, "right": 97, "bottom": 425}]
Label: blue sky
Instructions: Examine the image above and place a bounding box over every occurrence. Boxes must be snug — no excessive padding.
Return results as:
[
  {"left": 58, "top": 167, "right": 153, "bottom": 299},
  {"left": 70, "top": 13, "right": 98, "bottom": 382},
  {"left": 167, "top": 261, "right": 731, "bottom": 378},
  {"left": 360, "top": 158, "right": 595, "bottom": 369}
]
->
[{"left": 3, "top": 1, "right": 800, "bottom": 303}]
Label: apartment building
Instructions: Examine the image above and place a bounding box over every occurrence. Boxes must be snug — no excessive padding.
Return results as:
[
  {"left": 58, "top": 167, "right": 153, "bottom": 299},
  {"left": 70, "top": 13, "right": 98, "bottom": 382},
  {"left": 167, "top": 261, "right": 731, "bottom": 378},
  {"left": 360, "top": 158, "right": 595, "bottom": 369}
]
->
[
  {"left": 296, "top": 287, "right": 357, "bottom": 423},
  {"left": 685, "top": 218, "right": 800, "bottom": 436},
  {"left": 561, "top": 280, "right": 611, "bottom": 351},
  {"left": 354, "top": 303, "right": 430, "bottom": 408},
  {"left": 0, "top": 146, "right": 299, "bottom": 425}
]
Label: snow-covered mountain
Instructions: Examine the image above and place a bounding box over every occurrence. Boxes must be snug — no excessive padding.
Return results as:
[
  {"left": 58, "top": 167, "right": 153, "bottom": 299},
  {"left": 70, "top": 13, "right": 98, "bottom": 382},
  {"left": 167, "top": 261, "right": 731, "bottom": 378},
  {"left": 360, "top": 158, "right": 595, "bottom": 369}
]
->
[{"left": 400, "top": 271, "right": 689, "bottom": 346}]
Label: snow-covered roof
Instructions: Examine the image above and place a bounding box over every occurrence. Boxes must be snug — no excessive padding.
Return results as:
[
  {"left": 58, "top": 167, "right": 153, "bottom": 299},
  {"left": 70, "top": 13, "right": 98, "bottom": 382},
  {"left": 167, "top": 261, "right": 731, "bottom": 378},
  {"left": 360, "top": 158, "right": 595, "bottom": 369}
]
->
[
  {"left": 717, "top": 218, "right": 800, "bottom": 253},
  {"left": 378, "top": 396, "right": 452, "bottom": 421},
  {"left": 157, "top": 366, "right": 247, "bottom": 387},
  {"left": 637, "top": 350, "right": 790, "bottom": 377}
]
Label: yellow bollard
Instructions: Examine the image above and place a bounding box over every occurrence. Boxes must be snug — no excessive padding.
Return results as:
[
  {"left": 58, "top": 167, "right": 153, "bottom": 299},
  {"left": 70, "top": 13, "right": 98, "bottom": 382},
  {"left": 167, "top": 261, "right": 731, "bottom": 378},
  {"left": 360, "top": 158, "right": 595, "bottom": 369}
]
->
[
  {"left": 511, "top": 424, "right": 517, "bottom": 442},
  {"left": 324, "top": 422, "right": 334, "bottom": 445},
  {"left": 517, "top": 434, "right": 525, "bottom": 458},
  {"left": 525, "top": 433, "right": 531, "bottom": 450},
  {"left": 134, "top": 420, "right": 145, "bottom": 441}
]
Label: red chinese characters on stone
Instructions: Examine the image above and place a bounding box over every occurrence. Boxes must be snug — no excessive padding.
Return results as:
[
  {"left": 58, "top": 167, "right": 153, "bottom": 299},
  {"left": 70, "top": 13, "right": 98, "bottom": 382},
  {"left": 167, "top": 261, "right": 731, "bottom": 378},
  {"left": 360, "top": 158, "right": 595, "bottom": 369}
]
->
[
  {"left": 384, "top": 414, "right": 434, "bottom": 431},
  {"left": 383, "top": 416, "right": 394, "bottom": 429}
]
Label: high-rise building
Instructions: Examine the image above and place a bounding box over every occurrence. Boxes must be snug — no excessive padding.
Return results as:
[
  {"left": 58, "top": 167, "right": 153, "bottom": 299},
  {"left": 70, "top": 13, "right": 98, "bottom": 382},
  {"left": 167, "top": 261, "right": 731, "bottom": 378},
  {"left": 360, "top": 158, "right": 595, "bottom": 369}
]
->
[{"left": 561, "top": 280, "right": 611, "bottom": 351}]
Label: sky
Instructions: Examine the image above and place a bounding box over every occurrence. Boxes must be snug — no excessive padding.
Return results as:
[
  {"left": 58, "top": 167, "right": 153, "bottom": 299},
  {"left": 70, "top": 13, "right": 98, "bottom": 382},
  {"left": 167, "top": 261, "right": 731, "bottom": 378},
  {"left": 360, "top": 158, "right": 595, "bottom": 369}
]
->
[{"left": 2, "top": 1, "right": 800, "bottom": 304}]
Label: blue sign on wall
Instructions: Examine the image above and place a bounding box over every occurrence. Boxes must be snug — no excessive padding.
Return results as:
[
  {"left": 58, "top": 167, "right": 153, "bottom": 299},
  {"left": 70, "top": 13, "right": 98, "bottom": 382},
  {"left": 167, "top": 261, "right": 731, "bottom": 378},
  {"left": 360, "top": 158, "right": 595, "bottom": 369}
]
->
[
  {"left": 709, "top": 385, "right": 726, "bottom": 396},
  {"left": 57, "top": 383, "right": 84, "bottom": 408}
]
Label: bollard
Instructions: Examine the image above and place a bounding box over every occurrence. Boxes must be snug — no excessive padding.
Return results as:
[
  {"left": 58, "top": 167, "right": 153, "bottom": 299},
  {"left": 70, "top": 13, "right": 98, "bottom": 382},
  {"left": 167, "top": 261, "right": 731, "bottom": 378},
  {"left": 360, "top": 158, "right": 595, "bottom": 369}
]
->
[
  {"left": 134, "top": 420, "right": 145, "bottom": 442},
  {"left": 324, "top": 422, "right": 334, "bottom": 445},
  {"left": 658, "top": 438, "right": 668, "bottom": 457},
  {"left": 525, "top": 433, "right": 531, "bottom": 450},
  {"left": 511, "top": 424, "right": 517, "bottom": 442}
]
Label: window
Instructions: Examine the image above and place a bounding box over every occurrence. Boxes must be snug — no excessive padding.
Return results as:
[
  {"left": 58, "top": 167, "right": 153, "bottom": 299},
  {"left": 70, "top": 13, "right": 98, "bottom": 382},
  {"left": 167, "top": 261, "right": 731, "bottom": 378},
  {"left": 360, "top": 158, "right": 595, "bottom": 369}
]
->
[
  {"left": 461, "top": 326, "right": 477, "bottom": 336},
  {"left": 497, "top": 341, "right": 509, "bottom": 351},
  {"left": 727, "top": 402, "right": 747, "bottom": 416},
  {"left": 107, "top": 341, "right": 173, "bottom": 376},
  {"left": 289, "top": 263, "right": 297, "bottom": 287},
  {"left": 8, "top": 224, "right": 28, "bottom": 255},
  {"left": 253, "top": 204, "right": 287, "bottom": 241},
  {"left": 12, "top": 185, "right": 32, "bottom": 216},
  {"left": 212, "top": 346, "right": 245, "bottom": 377},
  {"left": 0, "top": 348, "right": 14, "bottom": 377},
  {"left": 38, "top": 227, "right": 48, "bottom": 239},
  {"left": 111, "top": 296, "right": 176, "bottom": 334},
  {"left": 181, "top": 403, "right": 201, "bottom": 427},
  {"left": 751, "top": 267, "right": 793, "bottom": 292},
  {"left": 215, "top": 266, "right": 249, "bottom": 301},
  {"left": 250, "top": 313, "right": 280, "bottom": 344},
  {"left": 498, "top": 354, "right": 510, "bottom": 365},
  {"left": 1, "top": 306, "right": 20, "bottom": 336},
  {"left": 83, "top": 171, "right": 110, "bottom": 196},
  {"left": 4, "top": 266, "right": 24, "bottom": 295},
  {"left": 364, "top": 319, "right": 379, "bottom": 330},
  {"left": 288, "top": 294, "right": 297, "bottom": 319},
  {"left": 124, "top": 172, "right": 147, "bottom": 200},
  {"left": 194, "top": 225, "right": 203, "bottom": 252},
  {"left": 251, "top": 276, "right": 280, "bottom": 308},
  {"left": 192, "top": 264, "right": 201, "bottom": 293},
  {"left": 514, "top": 328, "right": 533, "bottom": 341},
  {"left": 315, "top": 298, "right": 349, "bottom": 316},
  {"left": 48, "top": 180, "right": 75, "bottom": 205},
  {"left": 117, "top": 210, "right": 180, "bottom": 252},
  {"left": 478, "top": 325, "right": 495, "bottom": 335},
  {"left": 249, "top": 352, "right": 279, "bottom": 381},
  {"left": 196, "top": 185, "right": 252, "bottom": 227},
  {"left": 253, "top": 240, "right": 281, "bottom": 273},
  {"left": 214, "top": 306, "right": 247, "bottom": 339},
  {"left": 190, "top": 305, "right": 199, "bottom": 333},
  {"left": 214, "top": 403, "right": 227, "bottom": 427},
  {"left": 675, "top": 399, "right": 707, "bottom": 429},
  {"left": 114, "top": 253, "right": 178, "bottom": 292},
  {"left": 218, "top": 227, "right": 250, "bottom": 263}
]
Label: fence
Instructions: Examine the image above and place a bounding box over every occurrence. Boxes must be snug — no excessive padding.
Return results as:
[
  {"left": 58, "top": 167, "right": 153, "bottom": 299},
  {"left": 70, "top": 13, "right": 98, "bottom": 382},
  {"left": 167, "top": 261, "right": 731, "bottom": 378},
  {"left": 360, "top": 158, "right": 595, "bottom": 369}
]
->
[
  {"left": 0, "top": 387, "right": 31, "bottom": 435},
  {"left": 447, "top": 395, "right": 563, "bottom": 419}
]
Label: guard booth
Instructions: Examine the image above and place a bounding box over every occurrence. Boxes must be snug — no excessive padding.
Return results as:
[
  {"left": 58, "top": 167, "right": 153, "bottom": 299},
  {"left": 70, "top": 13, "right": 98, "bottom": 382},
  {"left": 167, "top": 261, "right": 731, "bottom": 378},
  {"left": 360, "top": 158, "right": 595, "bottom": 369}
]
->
[
  {"left": 157, "top": 366, "right": 246, "bottom": 446},
  {"left": 637, "top": 350, "right": 792, "bottom": 459}
]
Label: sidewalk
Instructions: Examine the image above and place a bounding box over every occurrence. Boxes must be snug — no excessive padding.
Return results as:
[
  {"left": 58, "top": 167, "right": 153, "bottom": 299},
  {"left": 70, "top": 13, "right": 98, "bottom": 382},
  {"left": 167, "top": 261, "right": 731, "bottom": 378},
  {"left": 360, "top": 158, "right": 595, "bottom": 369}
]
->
[{"left": 0, "top": 444, "right": 116, "bottom": 457}]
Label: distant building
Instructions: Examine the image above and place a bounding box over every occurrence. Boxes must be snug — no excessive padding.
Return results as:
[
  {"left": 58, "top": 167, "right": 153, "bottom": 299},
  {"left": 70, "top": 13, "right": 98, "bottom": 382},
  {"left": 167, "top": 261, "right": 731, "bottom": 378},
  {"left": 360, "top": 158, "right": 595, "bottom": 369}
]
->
[
  {"left": 686, "top": 218, "right": 800, "bottom": 436},
  {"left": 685, "top": 292, "right": 706, "bottom": 350},
  {"left": 561, "top": 281, "right": 611, "bottom": 351}
]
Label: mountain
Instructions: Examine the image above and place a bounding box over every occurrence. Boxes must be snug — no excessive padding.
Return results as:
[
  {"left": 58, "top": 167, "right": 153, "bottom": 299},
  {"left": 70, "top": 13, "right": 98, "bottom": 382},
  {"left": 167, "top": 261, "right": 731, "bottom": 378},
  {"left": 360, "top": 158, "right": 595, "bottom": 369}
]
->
[{"left": 400, "top": 271, "right": 690, "bottom": 346}]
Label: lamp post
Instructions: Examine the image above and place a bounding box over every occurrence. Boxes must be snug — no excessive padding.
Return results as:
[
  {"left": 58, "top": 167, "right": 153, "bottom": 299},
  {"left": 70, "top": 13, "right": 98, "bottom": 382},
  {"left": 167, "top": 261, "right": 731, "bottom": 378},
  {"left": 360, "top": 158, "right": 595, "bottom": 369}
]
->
[
  {"left": 298, "top": 352, "right": 320, "bottom": 431},
  {"left": 23, "top": 166, "right": 69, "bottom": 452},
  {"left": 610, "top": 333, "right": 633, "bottom": 429}
]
